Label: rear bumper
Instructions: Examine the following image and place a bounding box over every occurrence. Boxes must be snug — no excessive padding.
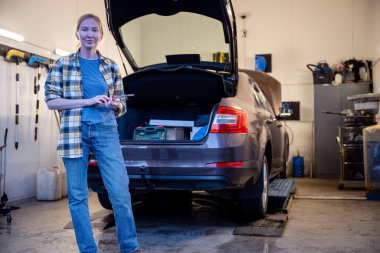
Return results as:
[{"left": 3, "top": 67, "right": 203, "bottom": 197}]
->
[
  {"left": 88, "top": 134, "right": 262, "bottom": 192},
  {"left": 130, "top": 174, "right": 232, "bottom": 190},
  {"left": 88, "top": 165, "right": 259, "bottom": 192}
]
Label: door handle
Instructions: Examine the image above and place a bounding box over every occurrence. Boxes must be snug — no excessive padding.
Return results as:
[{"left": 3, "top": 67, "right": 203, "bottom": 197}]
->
[{"left": 266, "top": 116, "right": 277, "bottom": 125}]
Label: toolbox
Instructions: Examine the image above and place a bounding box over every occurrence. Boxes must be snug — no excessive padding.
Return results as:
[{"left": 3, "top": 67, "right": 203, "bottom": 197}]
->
[
  {"left": 133, "top": 126, "right": 167, "bottom": 140},
  {"left": 307, "top": 61, "right": 333, "bottom": 84}
]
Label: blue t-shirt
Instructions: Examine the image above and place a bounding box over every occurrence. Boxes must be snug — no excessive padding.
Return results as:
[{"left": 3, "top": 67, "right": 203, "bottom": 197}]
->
[{"left": 79, "top": 57, "right": 117, "bottom": 126}]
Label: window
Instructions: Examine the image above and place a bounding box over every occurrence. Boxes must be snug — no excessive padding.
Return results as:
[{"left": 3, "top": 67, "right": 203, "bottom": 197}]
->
[
  {"left": 249, "top": 79, "right": 275, "bottom": 114},
  {"left": 119, "top": 12, "right": 230, "bottom": 68},
  {"left": 249, "top": 79, "right": 264, "bottom": 108}
]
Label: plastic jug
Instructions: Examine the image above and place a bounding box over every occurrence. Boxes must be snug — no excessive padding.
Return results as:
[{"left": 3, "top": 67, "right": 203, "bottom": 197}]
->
[{"left": 292, "top": 151, "right": 305, "bottom": 178}]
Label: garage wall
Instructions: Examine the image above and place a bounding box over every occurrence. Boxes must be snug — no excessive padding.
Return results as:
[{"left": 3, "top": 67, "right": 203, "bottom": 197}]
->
[
  {"left": 370, "top": 0, "right": 380, "bottom": 93},
  {"left": 234, "top": 0, "right": 379, "bottom": 176},
  {"left": 0, "top": 0, "right": 379, "bottom": 201}
]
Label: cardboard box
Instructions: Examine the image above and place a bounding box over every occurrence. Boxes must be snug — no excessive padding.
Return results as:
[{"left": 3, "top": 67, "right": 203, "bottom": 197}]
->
[
  {"left": 166, "top": 127, "right": 185, "bottom": 140},
  {"left": 149, "top": 119, "right": 194, "bottom": 127}
]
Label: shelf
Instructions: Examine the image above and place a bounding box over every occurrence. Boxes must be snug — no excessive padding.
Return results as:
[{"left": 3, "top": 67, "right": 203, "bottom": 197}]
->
[
  {"left": 342, "top": 144, "right": 363, "bottom": 147},
  {"left": 344, "top": 162, "right": 364, "bottom": 165}
]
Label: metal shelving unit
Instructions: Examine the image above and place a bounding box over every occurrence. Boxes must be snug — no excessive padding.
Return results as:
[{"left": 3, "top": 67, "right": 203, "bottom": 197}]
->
[
  {"left": 337, "top": 126, "right": 366, "bottom": 189},
  {"left": 314, "top": 83, "right": 372, "bottom": 178}
]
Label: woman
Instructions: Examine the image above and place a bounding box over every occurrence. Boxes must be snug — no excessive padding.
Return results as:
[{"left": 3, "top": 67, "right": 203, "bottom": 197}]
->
[{"left": 44, "top": 13, "right": 140, "bottom": 253}]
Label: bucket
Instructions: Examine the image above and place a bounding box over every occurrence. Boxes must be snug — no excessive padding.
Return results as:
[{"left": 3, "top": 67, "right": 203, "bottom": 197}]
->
[
  {"left": 292, "top": 151, "right": 305, "bottom": 178},
  {"left": 36, "top": 167, "right": 63, "bottom": 200}
]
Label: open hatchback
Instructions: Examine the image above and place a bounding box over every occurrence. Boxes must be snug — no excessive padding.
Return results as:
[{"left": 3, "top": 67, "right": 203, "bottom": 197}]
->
[{"left": 88, "top": 0, "right": 289, "bottom": 220}]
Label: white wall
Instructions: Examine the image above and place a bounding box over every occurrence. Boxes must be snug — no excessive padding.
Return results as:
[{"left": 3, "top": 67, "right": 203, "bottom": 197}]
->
[
  {"left": 234, "top": 0, "right": 379, "bottom": 176},
  {"left": 0, "top": 0, "right": 379, "bottom": 200},
  {"left": 370, "top": 0, "right": 380, "bottom": 92},
  {"left": 0, "top": 57, "right": 59, "bottom": 201}
]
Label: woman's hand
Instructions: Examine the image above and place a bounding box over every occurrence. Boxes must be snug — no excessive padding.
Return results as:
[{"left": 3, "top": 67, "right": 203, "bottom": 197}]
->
[
  {"left": 86, "top": 95, "right": 120, "bottom": 111},
  {"left": 107, "top": 96, "right": 121, "bottom": 111},
  {"left": 87, "top": 95, "right": 110, "bottom": 106}
]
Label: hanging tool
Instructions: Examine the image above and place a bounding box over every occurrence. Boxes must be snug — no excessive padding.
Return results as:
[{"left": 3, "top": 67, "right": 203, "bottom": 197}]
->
[
  {"left": 0, "top": 129, "right": 12, "bottom": 223},
  {"left": 6, "top": 49, "right": 25, "bottom": 150},
  {"left": 0, "top": 128, "right": 19, "bottom": 224},
  {"left": 28, "top": 56, "right": 46, "bottom": 141},
  {"left": 0, "top": 129, "right": 8, "bottom": 203}
]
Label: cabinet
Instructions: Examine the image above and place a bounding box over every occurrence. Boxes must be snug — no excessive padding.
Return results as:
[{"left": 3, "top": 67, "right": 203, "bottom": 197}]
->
[{"left": 314, "top": 83, "right": 371, "bottom": 178}]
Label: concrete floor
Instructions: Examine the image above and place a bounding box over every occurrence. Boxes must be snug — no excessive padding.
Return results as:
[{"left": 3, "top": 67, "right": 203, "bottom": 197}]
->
[{"left": 1, "top": 178, "right": 380, "bottom": 253}]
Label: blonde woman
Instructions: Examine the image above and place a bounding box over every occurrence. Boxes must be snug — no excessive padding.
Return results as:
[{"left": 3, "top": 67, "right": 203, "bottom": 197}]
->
[{"left": 44, "top": 13, "right": 139, "bottom": 253}]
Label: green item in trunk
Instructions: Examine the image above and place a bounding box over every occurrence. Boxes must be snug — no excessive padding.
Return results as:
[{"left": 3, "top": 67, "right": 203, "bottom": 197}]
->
[{"left": 133, "top": 126, "right": 167, "bottom": 140}]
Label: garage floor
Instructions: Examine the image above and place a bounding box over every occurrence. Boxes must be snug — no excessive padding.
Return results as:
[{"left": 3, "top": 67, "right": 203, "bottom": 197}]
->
[{"left": 1, "top": 178, "right": 380, "bottom": 253}]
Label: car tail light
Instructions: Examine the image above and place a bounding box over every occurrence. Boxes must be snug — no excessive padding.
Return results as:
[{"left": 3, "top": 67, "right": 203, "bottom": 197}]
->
[
  {"left": 210, "top": 106, "right": 248, "bottom": 133},
  {"left": 88, "top": 152, "right": 98, "bottom": 166},
  {"left": 88, "top": 159, "right": 98, "bottom": 167},
  {"left": 205, "top": 161, "right": 244, "bottom": 168}
]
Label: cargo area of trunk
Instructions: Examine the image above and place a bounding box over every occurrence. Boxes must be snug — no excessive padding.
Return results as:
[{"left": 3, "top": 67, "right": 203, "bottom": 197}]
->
[
  {"left": 117, "top": 102, "right": 219, "bottom": 141},
  {"left": 118, "top": 67, "right": 230, "bottom": 142}
]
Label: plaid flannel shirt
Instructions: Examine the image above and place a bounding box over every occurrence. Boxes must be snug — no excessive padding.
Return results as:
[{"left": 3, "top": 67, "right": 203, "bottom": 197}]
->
[{"left": 44, "top": 50, "right": 127, "bottom": 158}]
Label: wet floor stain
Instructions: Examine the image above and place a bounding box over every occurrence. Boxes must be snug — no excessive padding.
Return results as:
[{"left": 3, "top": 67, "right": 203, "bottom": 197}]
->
[
  {"left": 0, "top": 220, "right": 12, "bottom": 234},
  {"left": 61, "top": 191, "right": 286, "bottom": 252}
]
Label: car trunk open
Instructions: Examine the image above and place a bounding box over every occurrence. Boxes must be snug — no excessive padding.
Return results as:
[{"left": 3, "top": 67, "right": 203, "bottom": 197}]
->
[
  {"left": 117, "top": 102, "right": 219, "bottom": 141},
  {"left": 105, "top": 0, "right": 237, "bottom": 76},
  {"left": 105, "top": 0, "right": 239, "bottom": 142},
  {"left": 117, "top": 68, "right": 225, "bottom": 141}
]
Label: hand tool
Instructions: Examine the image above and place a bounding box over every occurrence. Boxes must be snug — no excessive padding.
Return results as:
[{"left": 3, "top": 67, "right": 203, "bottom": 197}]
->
[
  {"left": 0, "top": 128, "right": 20, "bottom": 224},
  {"left": 0, "top": 129, "right": 11, "bottom": 223},
  {"left": 114, "top": 93, "right": 135, "bottom": 99},
  {"left": 0, "top": 129, "right": 8, "bottom": 204},
  {"left": 5, "top": 49, "right": 25, "bottom": 149},
  {"left": 28, "top": 56, "right": 46, "bottom": 141}
]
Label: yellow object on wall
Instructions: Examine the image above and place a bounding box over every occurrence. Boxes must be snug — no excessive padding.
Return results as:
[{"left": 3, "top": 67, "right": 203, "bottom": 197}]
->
[{"left": 5, "top": 49, "right": 25, "bottom": 62}]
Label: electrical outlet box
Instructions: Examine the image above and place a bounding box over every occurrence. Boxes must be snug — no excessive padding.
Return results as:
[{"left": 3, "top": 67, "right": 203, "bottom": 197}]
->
[
  {"left": 255, "top": 54, "right": 272, "bottom": 72},
  {"left": 281, "top": 101, "right": 300, "bottom": 120}
]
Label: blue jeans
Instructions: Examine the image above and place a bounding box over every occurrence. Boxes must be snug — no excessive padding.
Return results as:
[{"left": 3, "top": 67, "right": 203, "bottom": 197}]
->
[{"left": 63, "top": 122, "right": 139, "bottom": 253}]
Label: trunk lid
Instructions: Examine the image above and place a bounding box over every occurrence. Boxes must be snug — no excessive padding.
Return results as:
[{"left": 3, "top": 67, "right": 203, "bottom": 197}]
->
[{"left": 104, "top": 0, "right": 238, "bottom": 77}]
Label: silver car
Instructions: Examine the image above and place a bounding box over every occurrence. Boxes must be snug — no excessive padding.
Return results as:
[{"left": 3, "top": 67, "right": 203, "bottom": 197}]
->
[{"left": 88, "top": 0, "right": 289, "bottom": 220}]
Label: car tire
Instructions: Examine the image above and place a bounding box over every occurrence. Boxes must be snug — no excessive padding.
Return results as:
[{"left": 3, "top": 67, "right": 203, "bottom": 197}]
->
[
  {"left": 241, "top": 156, "right": 269, "bottom": 220},
  {"left": 97, "top": 192, "right": 113, "bottom": 210}
]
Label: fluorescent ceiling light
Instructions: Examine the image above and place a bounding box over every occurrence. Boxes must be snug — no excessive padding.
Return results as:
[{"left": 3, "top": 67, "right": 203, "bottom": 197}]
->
[
  {"left": 54, "top": 48, "right": 71, "bottom": 56},
  {"left": 0, "top": 28, "right": 24, "bottom": 42}
]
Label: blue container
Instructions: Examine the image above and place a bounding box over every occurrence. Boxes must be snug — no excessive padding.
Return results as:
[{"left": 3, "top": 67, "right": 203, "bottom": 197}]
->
[
  {"left": 255, "top": 56, "right": 267, "bottom": 71},
  {"left": 292, "top": 154, "right": 305, "bottom": 178}
]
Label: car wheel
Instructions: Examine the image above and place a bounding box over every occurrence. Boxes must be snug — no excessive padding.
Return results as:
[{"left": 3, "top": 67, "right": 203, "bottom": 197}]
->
[
  {"left": 97, "top": 192, "right": 113, "bottom": 210},
  {"left": 241, "top": 156, "right": 269, "bottom": 220}
]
